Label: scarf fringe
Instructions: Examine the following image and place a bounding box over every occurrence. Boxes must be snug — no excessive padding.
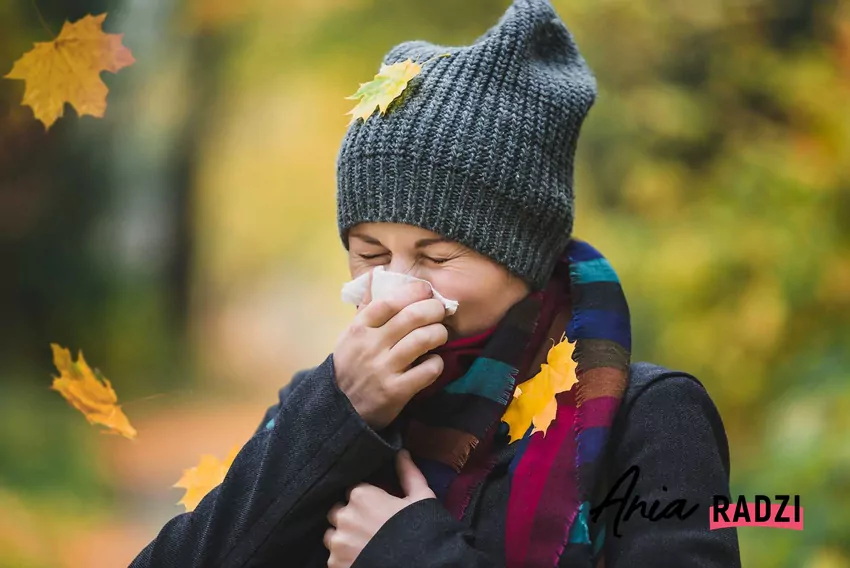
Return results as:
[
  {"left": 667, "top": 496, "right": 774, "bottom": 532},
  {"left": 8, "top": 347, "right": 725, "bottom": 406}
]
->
[
  {"left": 452, "top": 366, "right": 516, "bottom": 472},
  {"left": 497, "top": 368, "right": 519, "bottom": 407},
  {"left": 449, "top": 370, "right": 518, "bottom": 516},
  {"left": 449, "top": 436, "right": 479, "bottom": 472},
  {"left": 451, "top": 376, "right": 516, "bottom": 515}
]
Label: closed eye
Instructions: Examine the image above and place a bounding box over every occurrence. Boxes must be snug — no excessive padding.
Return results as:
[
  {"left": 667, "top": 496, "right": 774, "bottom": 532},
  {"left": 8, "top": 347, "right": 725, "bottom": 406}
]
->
[{"left": 357, "top": 253, "right": 451, "bottom": 264}]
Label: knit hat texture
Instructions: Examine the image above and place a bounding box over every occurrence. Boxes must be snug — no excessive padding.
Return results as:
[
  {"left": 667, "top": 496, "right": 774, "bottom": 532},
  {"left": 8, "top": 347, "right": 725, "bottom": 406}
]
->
[{"left": 336, "top": 0, "right": 597, "bottom": 292}]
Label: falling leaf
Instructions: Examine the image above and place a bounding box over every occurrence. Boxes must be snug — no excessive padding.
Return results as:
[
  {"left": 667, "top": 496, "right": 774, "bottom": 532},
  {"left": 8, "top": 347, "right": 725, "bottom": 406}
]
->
[
  {"left": 174, "top": 445, "right": 241, "bottom": 512},
  {"left": 502, "top": 334, "right": 578, "bottom": 442},
  {"left": 4, "top": 13, "right": 135, "bottom": 130},
  {"left": 50, "top": 343, "right": 137, "bottom": 439},
  {"left": 344, "top": 54, "right": 450, "bottom": 125}
]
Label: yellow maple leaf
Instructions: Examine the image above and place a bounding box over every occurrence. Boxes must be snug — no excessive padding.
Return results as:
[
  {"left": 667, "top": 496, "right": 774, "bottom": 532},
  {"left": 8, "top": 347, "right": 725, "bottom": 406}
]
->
[
  {"left": 174, "top": 445, "right": 241, "bottom": 512},
  {"left": 502, "top": 334, "right": 578, "bottom": 442},
  {"left": 344, "top": 53, "right": 450, "bottom": 124},
  {"left": 50, "top": 343, "right": 137, "bottom": 439},
  {"left": 544, "top": 334, "right": 577, "bottom": 394},
  {"left": 4, "top": 13, "right": 135, "bottom": 130},
  {"left": 345, "top": 59, "right": 421, "bottom": 125}
]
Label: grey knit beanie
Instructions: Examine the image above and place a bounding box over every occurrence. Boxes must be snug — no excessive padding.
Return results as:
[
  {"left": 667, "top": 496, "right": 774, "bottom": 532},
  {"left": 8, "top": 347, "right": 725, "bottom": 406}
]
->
[{"left": 336, "top": 0, "right": 597, "bottom": 292}]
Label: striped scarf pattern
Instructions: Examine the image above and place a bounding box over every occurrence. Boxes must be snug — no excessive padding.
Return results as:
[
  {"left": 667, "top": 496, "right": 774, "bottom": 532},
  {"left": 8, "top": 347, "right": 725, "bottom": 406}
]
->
[{"left": 400, "top": 238, "right": 631, "bottom": 567}]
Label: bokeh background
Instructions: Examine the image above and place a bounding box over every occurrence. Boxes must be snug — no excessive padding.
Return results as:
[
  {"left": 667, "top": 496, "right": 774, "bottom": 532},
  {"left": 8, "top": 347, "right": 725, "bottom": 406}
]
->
[{"left": 1, "top": 0, "right": 849, "bottom": 566}]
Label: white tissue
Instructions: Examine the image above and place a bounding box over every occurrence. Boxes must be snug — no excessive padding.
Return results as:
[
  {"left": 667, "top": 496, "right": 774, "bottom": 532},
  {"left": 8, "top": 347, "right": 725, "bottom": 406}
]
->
[{"left": 340, "top": 265, "right": 459, "bottom": 315}]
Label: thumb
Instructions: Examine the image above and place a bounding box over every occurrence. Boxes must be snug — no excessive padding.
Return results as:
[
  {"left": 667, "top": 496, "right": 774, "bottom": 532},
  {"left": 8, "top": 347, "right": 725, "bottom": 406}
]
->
[{"left": 396, "top": 449, "right": 433, "bottom": 499}]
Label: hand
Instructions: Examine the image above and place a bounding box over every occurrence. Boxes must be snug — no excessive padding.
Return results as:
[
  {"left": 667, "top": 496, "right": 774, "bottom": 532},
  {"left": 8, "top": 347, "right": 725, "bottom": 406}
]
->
[
  {"left": 324, "top": 450, "right": 436, "bottom": 568},
  {"left": 333, "top": 268, "right": 448, "bottom": 429}
]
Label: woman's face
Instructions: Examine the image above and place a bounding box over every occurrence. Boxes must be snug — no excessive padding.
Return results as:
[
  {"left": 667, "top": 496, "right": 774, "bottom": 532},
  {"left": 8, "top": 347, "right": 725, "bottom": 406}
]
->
[{"left": 347, "top": 222, "right": 530, "bottom": 342}]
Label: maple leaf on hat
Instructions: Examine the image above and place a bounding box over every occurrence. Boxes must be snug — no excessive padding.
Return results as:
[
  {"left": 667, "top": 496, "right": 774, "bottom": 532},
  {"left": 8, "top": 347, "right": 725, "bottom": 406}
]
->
[
  {"left": 174, "top": 445, "right": 241, "bottom": 512},
  {"left": 50, "top": 343, "right": 138, "bottom": 439},
  {"left": 502, "top": 334, "right": 578, "bottom": 443},
  {"left": 4, "top": 13, "right": 135, "bottom": 130},
  {"left": 344, "top": 53, "right": 450, "bottom": 124}
]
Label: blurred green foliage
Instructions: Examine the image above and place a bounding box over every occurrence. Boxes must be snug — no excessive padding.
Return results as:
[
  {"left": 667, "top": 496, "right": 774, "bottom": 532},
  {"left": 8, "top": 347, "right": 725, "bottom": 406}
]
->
[{"left": 1, "top": 0, "right": 848, "bottom": 565}]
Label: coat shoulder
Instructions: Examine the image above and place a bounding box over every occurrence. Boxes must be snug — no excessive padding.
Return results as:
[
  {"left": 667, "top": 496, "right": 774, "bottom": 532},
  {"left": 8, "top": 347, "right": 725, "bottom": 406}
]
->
[
  {"left": 615, "top": 360, "right": 731, "bottom": 475},
  {"left": 624, "top": 361, "right": 711, "bottom": 407}
]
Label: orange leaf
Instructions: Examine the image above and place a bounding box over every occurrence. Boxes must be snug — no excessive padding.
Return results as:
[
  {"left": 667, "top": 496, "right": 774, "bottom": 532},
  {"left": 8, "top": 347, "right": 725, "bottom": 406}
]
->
[
  {"left": 50, "top": 343, "right": 137, "bottom": 439},
  {"left": 173, "top": 445, "right": 241, "bottom": 512},
  {"left": 4, "top": 13, "right": 135, "bottom": 130},
  {"left": 502, "top": 335, "right": 578, "bottom": 442}
]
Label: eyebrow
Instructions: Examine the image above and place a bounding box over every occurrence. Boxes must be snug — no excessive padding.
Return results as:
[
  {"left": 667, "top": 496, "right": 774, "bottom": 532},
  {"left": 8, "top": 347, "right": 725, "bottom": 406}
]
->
[{"left": 350, "top": 233, "right": 452, "bottom": 248}]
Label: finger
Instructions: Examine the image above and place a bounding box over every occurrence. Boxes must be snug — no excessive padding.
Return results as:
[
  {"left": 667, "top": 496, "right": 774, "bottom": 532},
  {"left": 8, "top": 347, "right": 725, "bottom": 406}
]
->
[
  {"left": 358, "top": 279, "right": 433, "bottom": 328},
  {"left": 393, "top": 354, "right": 444, "bottom": 399},
  {"left": 396, "top": 449, "right": 432, "bottom": 498},
  {"left": 356, "top": 268, "right": 375, "bottom": 314},
  {"left": 387, "top": 321, "right": 448, "bottom": 370},
  {"left": 327, "top": 503, "right": 343, "bottom": 527},
  {"left": 382, "top": 297, "right": 448, "bottom": 349},
  {"left": 323, "top": 527, "right": 335, "bottom": 550},
  {"left": 347, "top": 482, "right": 383, "bottom": 504},
  {"left": 346, "top": 482, "right": 368, "bottom": 502}
]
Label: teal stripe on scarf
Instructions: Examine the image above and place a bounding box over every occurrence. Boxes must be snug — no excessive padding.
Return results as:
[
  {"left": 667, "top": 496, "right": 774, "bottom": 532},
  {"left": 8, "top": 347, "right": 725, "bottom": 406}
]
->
[
  {"left": 571, "top": 257, "right": 619, "bottom": 284},
  {"left": 568, "top": 501, "right": 591, "bottom": 544},
  {"left": 443, "top": 357, "right": 517, "bottom": 404}
]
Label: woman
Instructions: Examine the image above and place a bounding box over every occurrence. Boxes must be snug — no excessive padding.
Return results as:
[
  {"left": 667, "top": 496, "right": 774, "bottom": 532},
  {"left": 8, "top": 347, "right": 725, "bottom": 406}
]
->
[{"left": 132, "top": 0, "right": 741, "bottom": 566}]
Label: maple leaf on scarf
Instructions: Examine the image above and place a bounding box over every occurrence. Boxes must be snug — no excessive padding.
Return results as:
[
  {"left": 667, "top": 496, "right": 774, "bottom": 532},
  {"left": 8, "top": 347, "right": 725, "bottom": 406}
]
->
[
  {"left": 50, "top": 343, "right": 138, "bottom": 439},
  {"left": 344, "top": 54, "right": 450, "bottom": 124},
  {"left": 502, "top": 334, "right": 578, "bottom": 442},
  {"left": 174, "top": 445, "right": 241, "bottom": 512},
  {"left": 4, "top": 13, "right": 135, "bottom": 130}
]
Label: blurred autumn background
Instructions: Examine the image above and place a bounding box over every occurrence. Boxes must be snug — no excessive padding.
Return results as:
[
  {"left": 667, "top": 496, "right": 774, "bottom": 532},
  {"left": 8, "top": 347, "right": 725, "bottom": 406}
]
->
[{"left": 1, "top": 0, "right": 849, "bottom": 565}]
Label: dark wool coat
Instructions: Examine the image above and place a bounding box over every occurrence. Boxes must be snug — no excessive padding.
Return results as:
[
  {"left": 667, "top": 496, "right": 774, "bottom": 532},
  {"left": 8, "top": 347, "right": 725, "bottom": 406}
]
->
[{"left": 130, "top": 355, "right": 742, "bottom": 567}]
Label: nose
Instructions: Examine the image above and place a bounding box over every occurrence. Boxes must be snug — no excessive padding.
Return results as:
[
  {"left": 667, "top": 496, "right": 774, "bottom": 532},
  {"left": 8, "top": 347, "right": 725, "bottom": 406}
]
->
[{"left": 387, "top": 258, "right": 422, "bottom": 279}]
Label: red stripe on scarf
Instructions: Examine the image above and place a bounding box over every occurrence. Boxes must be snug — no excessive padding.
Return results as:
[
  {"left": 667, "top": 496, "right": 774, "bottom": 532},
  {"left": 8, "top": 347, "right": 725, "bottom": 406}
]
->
[
  {"left": 505, "top": 389, "right": 578, "bottom": 566},
  {"left": 576, "top": 396, "right": 620, "bottom": 428},
  {"left": 526, "top": 390, "right": 582, "bottom": 567}
]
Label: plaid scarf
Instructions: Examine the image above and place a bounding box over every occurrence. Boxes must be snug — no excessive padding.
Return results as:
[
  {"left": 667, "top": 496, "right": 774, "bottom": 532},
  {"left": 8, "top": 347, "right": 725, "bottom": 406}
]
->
[{"left": 398, "top": 238, "right": 631, "bottom": 568}]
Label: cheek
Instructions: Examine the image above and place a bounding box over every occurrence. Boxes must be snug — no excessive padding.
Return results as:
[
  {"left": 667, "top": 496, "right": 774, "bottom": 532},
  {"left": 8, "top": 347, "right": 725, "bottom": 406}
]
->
[
  {"left": 448, "top": 272, "right": 517, "bottom": 322},
  {"left": 433, "top": 277, "right": 489, "bottom": 322},
  {"left": 428, "top": 273, "right": 472, "bottom": 303},
  {"left": 431, "top": 266, "right": 501, "bottom": 302}
]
